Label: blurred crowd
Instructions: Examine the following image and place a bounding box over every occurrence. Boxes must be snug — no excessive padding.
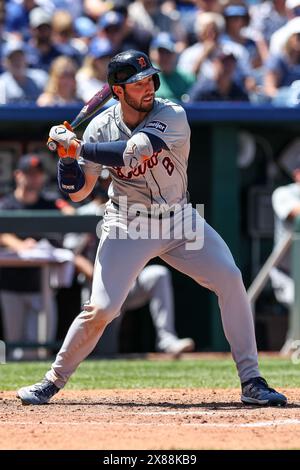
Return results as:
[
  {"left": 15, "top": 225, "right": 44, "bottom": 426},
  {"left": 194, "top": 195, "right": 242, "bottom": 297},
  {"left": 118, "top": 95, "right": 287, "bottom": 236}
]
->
[{"left": 2, "top": 0, "right": 300, "bottom": 104}]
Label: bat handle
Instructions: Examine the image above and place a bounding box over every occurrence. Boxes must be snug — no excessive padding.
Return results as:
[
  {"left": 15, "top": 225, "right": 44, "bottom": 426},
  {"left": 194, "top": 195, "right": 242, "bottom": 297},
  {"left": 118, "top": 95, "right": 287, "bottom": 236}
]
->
[{"left": 47, "top": 138, "right": 57, "bottom": 152}]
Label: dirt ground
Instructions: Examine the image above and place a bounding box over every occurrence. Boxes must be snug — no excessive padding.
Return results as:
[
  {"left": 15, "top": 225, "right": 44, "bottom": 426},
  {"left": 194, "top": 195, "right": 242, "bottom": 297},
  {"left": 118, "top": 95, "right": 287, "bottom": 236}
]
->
[{"left": 0, "top": 388, "right": 300, "bottom": 450}]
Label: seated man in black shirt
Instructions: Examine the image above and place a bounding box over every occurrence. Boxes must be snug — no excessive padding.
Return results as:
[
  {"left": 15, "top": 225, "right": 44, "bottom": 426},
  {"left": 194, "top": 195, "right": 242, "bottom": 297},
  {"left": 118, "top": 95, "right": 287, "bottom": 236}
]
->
[
  {"left": 0, "top": 154, "right": 66, "bottom": 359},
  {"left": 189, "top": 48, "right": 249, "bottom": 102}
]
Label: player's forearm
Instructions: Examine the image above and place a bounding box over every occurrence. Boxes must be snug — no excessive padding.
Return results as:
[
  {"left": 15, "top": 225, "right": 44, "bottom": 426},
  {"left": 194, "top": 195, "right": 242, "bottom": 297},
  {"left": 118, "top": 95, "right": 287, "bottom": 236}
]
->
[
  {"left": 0, "top": 233, "right": 27, "bottom": 251},
  {"left": 57, "top": 157, "right": 100, "bottom": 202},
  {"left": 59, "top": 166, "right": 98, "bottom": 202},
  {"left": 81, "top": 133, "right": 167, "bottom": 167},
  {"left": 288, "top": 206, "right": 300, "bottom": 221},
  {"left": 68, "top": 177, "right": 98, "bottom": 202},
  {"left": 81, "top": 141, "right": 126, "bottom": 166},
  {"left": 68, "top": 180, "right": 90, "bottom": 202},
  {"left": 57, "top": 159, "right": 85, "bottom": 197},
  {"left": 264, "top": 72, "right": 279, "bottom": 98}
]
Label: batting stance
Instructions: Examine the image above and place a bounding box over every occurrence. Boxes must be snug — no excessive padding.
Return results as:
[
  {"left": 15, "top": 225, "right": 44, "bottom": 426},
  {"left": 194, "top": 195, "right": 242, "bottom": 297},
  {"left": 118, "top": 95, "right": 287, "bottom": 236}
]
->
[{"left": 17, "top": 50, "right": 287, "bottom": 406}]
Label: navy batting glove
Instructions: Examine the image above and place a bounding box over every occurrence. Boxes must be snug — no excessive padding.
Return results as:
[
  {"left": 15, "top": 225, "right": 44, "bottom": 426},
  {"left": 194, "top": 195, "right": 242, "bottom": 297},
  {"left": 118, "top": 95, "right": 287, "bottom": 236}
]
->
[{"left": 57, "top": 159, "right": 85, "bottom": 194}]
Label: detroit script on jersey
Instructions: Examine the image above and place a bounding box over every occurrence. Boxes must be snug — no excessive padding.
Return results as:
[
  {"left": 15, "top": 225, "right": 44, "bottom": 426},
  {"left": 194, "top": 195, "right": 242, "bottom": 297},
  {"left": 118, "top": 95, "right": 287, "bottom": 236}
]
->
[
  {"left": 113, "top": 150, "right": 177, "bottom": 179},
  {"left": 80, "top": 98, "right": 191, "bottom": 208}
]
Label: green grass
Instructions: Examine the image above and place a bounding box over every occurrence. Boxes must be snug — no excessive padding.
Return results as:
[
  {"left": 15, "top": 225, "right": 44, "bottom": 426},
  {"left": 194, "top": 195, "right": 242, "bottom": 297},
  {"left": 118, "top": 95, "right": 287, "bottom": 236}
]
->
[{"left": 1, "top": 356, "right": 299, "bottom": 390}]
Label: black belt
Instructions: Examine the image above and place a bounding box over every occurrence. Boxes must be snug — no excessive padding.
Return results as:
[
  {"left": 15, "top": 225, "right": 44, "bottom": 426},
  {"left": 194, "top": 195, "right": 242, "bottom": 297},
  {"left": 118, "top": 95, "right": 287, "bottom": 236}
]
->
[
  {"left": 138, "top": 210, "right": 175, "bottom": 220},
  {"left": 112, "top": 202, "right": 175, "bottom": 219}
]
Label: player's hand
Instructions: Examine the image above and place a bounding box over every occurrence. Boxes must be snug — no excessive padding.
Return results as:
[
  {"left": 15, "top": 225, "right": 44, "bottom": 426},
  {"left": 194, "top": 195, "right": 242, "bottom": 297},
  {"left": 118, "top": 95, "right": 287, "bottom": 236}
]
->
[
  {"left": 16, "top": 238, "right": 37, "bottom": 252},
  {"left": 48, "top": 123, "right": 82, "bottom": 159}
]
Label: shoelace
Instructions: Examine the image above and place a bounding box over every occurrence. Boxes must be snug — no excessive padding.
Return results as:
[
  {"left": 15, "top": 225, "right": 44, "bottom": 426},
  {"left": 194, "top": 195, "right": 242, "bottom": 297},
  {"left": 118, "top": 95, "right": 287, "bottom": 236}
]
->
[
  {"left": 30, "top": 380, "right": 57, "bottom": 398},
  {"left": 249, "top": 377, "right": 276, "bottom": 394}
]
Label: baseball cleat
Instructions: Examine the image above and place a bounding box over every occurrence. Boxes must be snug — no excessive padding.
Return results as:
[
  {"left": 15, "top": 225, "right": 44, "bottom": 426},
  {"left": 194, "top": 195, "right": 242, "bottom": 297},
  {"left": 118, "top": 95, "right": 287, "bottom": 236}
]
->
[
  {"left": 241, "top": 376, "right": 287, "bottom": 406},
  {"left": 163, "top": 337, "right": 195, "bottom": 355},
  {"left": 17, "top": 378, "right": 60, "bottom": 405}
]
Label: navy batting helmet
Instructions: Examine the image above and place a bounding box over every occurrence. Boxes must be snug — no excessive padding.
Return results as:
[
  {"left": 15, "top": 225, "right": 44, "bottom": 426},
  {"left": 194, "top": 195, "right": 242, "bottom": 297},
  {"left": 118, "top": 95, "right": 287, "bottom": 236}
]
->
[{"left": 107, "top": 50, "right": 160, "bottom": 97}]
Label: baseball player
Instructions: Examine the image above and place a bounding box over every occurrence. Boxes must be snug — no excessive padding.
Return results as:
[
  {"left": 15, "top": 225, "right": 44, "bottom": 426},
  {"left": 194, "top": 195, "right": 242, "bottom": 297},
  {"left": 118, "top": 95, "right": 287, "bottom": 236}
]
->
[
  {"left": 270, "top": 161, "right": 300, "bottom": 349},
  {"left": 17, "top": 50, "right": 287, "bottom": 406}
]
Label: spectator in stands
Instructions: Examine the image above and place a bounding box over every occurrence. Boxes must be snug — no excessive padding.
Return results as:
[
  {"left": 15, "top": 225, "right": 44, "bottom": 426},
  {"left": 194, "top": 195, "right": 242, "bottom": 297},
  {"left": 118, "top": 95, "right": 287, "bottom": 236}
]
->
[
  {"left": 37, "top": 0, "right": 83, "bottom": 19},
  {"left": 0, "top": 2, "right": 9, "bottom": 74},
  {"left": 270, "top": 0, "right": 300, "bottom": 55},
  {"left": 108, "top": 0, "right": 153, "bottom": 53},
  {"left": 25, "top": 7, "right": 63, "bottom": 72},
  {"left": 183, "top": 0, "right": 222, "bottom": 15},
  {"left": 5, "top": 0, "right": 38, "bottom": 42},
  {"left": 51, "top": 10, "right": 84, "bottom": 66},
  {"left": 128, "top": 0, "right": 187, "bottom": 50},
  {"left": 178, "top": 11, "right": 252, "bottom": 88},
  {"left": 149, "top": 32, "right": 195, "bottom": 102},
  {"left": 76, "top": 38, "right": 113, "bottom": 102},
  {"left": 270, "top": 155, "right": 300, "bottom": 350},
  {"left": 264, "top": 20, "right": 300, "bottom": 98},
  {"left": 83, "top": 0, "right": 110, "bottom": 22},
  {"left": 97, "top": 11, "right": 127, "bottom": 55},
  {"left": 96, "top": 9, "right": 151, "bottom": 55},
  {"left": 0, "top": 40, "right": 48, "bottom": 104},
  {"left": 178, "top": 12, "right": 225, "bottom": 76},
  {"left": 249, "top": 0, "right": 288, "bottom": 47},
  {"left": 179, "top": 0, "right": 223, "bottom": 44},
  {"left": 286, "top": 0, "right": 300, "bottom": 16},
  {"left": 73, "top": 16, "right": 97, "bottom": 55},
  {"left": 189, "top": 46, "right": 249, "bottom": 101},
  {"left": 37, "top": 55, "right": 82, "bottom": 106},
  {"left": 222, "top": 3, "right": 267, "bottom": 69},
  {"left": 0, "top": 155, "right": 63, "bottom": 359}
]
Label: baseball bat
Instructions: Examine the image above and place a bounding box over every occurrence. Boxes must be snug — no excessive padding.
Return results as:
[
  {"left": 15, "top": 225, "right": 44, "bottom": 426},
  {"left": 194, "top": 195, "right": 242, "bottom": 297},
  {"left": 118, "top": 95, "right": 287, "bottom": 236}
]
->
[{"left": 47, "top": 83, "right": 112, "bottom": 152}]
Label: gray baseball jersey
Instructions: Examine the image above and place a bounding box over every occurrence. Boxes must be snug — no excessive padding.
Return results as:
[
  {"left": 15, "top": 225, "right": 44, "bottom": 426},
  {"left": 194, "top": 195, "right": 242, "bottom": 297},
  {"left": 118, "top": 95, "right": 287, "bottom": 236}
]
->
[
  {"left": 46, "top": 98, "right": 260, "bottom": 388},
  {"left": 79, "top": 98, "right": 190, "bottom": 208}
]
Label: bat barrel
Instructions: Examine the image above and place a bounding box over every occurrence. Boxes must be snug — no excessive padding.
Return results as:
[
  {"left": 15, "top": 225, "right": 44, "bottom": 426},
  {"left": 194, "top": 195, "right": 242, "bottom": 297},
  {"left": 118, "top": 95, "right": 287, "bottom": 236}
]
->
[{"left": 71, "top": 84, "right": 112, "bottom": 129}]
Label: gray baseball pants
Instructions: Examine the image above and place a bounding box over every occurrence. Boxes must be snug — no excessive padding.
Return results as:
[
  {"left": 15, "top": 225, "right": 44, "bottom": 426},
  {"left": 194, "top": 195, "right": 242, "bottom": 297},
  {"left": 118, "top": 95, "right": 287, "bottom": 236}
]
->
[
  {"left": 46, "top": 206, "right": 260, "bottom": 387},
  {"left": 122, "top": 264, "right": 179, "bottom": 351}
]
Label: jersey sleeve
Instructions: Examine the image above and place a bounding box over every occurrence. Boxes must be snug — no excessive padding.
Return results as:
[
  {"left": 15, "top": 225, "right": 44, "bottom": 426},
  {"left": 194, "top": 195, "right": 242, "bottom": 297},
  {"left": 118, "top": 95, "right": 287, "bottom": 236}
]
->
[{"left": 142, "top": 103, "right": 190, "bottom": 152}]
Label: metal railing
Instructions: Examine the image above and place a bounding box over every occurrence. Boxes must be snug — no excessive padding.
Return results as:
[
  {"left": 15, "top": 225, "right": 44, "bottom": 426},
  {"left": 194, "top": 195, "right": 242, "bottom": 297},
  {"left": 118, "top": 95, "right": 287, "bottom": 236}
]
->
[{"left": 247, "top": 216, "right": 300, "bottom": 355}]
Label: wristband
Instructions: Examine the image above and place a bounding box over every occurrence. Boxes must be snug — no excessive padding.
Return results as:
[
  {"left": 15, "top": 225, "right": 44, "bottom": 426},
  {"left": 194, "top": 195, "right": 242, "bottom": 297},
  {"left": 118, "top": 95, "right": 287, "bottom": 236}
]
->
[{"left": 57, "top": 159, "right": 85, "bottom": 194}]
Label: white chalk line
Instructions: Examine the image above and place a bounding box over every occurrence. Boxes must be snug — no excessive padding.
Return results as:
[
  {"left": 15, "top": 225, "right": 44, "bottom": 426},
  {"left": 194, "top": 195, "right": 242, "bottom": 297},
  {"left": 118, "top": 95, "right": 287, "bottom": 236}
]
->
[
  {"left": 0, "top": 409, "right": 270, "bottom": 418},
  {"left": 2, "top": 418, "right": 300, "bottom": 429},
  {"left": 8, "top": 408, "right": 295, "bottom": 416}
]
